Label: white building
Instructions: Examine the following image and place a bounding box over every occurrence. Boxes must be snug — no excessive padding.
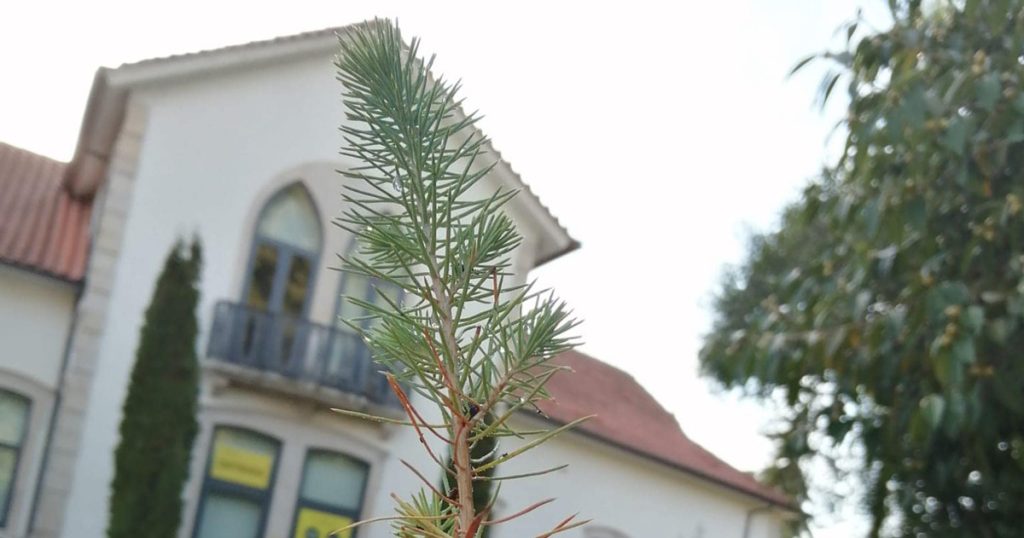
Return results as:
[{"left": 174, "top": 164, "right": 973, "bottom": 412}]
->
[{"left": 0, "top": 25, "right": 796, "bottom": 538}]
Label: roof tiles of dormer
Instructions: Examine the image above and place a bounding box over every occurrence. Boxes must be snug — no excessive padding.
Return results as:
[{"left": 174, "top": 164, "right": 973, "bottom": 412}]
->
[{"left": 0, "top": 142, "right": 91, "bottom": 282}]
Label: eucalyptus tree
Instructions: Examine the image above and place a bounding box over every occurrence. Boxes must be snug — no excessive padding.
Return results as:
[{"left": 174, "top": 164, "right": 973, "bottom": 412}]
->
[
  {"left": 701, "top": 1, "right": 1024, "bottom": 536},
  {"left": 332, "top": 21, "right": 587, "bottom": 537}
]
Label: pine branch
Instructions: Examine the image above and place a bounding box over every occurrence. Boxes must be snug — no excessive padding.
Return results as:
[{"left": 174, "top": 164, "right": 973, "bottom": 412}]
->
[{"left": 335, "top": 20, "right": 586, "bottom": 537}]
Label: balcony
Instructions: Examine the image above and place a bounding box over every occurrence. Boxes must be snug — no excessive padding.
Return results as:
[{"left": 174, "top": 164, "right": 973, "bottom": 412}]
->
[{"left": 206, "top": 300, "right": 400, "bottom": 411}]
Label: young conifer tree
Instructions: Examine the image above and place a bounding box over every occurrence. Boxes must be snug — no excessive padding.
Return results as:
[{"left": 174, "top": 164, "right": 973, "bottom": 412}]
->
[
  {"left": 107, "top": 239, "right": 202, "bottom": 538},
  {"left": 333, "top": 21, "right": 589, "bottom": 537}
]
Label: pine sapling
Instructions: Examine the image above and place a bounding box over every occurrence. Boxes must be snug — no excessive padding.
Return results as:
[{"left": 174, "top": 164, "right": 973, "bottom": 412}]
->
[{"left": 332, "top": 20, "right": 590, "bottom": 538}]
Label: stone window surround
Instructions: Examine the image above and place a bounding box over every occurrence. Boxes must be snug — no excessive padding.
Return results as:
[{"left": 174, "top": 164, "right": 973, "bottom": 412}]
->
[
  {"left": 178, "top": 395, "right": 388, "bottom": 538},
  {"left": 0, "top": 372, "right": 55, "bottom": 538}
]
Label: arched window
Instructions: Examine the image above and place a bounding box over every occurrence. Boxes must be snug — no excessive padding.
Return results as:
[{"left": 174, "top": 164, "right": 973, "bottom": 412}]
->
[
  {"left": 236, "top": 183, "right": 322, "bottom": 368},
  {"left": 192, "top": 427, "right": 281, "bottom": 538},
  {"left": 243, "top": 183, "right": 322, "bottom": 316},
  {"left": 0, "top": 389, "right": 30, "bottom": 527}
]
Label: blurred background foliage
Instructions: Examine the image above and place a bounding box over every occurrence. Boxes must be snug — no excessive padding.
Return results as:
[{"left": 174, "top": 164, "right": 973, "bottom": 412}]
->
[{"left": 701, "top": 1, "right": 1024, "bottom": 536}]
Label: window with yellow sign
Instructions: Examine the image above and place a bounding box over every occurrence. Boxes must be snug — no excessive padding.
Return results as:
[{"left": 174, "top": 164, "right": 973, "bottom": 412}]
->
[
  {"left": 194, "top": 427, "right": 280, "bottom": 538},
  {"left": 291, "top": 450, "right": 368, "bottom": 538},
  {"left": 294, "top": 507, "right": 352, "bottom": 538}
]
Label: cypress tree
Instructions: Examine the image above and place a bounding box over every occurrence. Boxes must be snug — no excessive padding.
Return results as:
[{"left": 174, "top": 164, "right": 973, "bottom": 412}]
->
[{"left": 107, "top": 238, "right": 202, "bottom": 538}]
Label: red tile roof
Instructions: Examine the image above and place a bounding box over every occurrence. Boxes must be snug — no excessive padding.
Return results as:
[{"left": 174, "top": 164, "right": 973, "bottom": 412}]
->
[
  {"left": 540, "top": 350, "right": 794, "bottom": 509},
  {"left": 0, "top": 142, "right": 91, "bottom": 282}
]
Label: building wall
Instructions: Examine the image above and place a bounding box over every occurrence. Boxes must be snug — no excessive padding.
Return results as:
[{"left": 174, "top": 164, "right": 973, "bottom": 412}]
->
[
  {"left": 0, "top": 266, "right": 74, "bottom": 538},
  {"left": 176, "top": 386, "right": 790, "bottom": 538},
  {"left": 490, "top": 417, "right": 789, "bottom": 538},
  {"left": 53, "top": 40, "right": 788, "bottom": 538},
  {"left": 177, "top": 379, "right": 440, "bottom": 538},
  {"left": 59, "top": 48, "right": 540, "bottom": 538},
  {"left": 0, "top": 265, "right": 75, "bottom": 390},
  {"left": 31, "top": 100, "right": 147, "bottom": 538}
]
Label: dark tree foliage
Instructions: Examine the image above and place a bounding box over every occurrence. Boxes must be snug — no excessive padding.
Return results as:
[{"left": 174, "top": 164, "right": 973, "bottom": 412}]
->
[
  {"left": 441, "top": 413, "right": 497, "bottom": 538},
  {"left": 701, "top": 1, "right": 1024, "bottom": 536},
  {"left": 107, "top": 239, "right": 202, "bottom": 538}
]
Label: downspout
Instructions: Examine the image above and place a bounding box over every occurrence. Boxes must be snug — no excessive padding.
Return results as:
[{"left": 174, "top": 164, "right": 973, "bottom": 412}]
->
[
  {"left": 742, "top": 503, "right": 775, "bottom": 538},
  {"left": 26, "top": 282, "right": 84, "bottom": 535},
  {"left": 25, "top": 66, "right": 124, "bottom": 536}
]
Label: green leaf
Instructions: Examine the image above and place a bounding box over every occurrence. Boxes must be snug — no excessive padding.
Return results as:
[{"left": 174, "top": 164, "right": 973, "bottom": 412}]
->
[
  {"left": 920, "top": 394, "right": 946, "bottom": 430},
  {"left": 941, "top": 116, "right": 968, "bottom": 156},
  {"left": 934, "top": 349, "right": 954, "bottom": 387},
  {"left": 863, "top": 197, "right": 882, "bottom": 236},
  {"left": 901, "top": 85, "right": 927, "bottom": 129},
  {"left": 887, "top": 305, "right": 907, "bottom": 334},
  {"left": 976, "top": 73, "right": 1001, "bottom": 111},
  {"left": 943, "top": 392, "right": 967, "bottom": 436},
  {"left": 1008, "top": 296, "right": 1024, "bottom": 316},
  {"left": 846, "top": 21, "right": 859, "bottom": 43},
  {"left": 1006, "top": 119, "right": 1024, "bottom": 143},
  {"left": 818, "top": 71, "right": 842, "bottom": 109},
  {"left": 987, "top": 317, "right": 1011, "bottom": 344},
  {"left": 951, "top": 337, "right": 976, "bottom": 364},
  {"left": 992, "top": 374, "right": 1024, "bottom": 414},
  {"left": 905, "top": 196, "right": 926, "bottom": 232},
  {"left": 955, "top": 160, "right": 969, "bottom": 187},
  {"left": 964, "top": 306, "right": 984, "bottom": 334},
  {"left": 927, "top": 282, "right": 969, "bottom": 321},
  {"left": 855, "top": 290, "right": 873, "bottom": 317},
  {"left": 789, "top": 54, "right": 817, "bottom": 77},
  {"left": 827, "top": 326, "right": 848, "bottom": 358}
]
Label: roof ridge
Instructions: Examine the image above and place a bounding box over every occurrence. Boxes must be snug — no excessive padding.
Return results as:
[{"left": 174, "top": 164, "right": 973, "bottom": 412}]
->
[
  {"left": 565, "top": 349, "right": 679, "bottom": 420},
  {"left": 0, "top": 141, "right": 67, "bottom": 167},
  {"left": 565, "top": 348, "right": 638, "bottom": 382},
  {"left": 115, "top": 22, "right": 376, "bottom": 71}
]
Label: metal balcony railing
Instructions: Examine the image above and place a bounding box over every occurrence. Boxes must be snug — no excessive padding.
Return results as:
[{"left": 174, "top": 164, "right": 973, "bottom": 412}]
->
[{"left": 206, "top": 300, "right": 398, "bottom": 408}]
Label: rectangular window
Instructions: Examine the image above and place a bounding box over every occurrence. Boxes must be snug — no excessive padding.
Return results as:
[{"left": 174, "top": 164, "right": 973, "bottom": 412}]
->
[
  {"left": 193, "top": 427, "right": 280, "bottom": 538},
  {"left": 0, "top": 389, "right": 29, "bottom": 527},
  {"left": 291, "top": 450, "right": 368, "bottom": 538}
]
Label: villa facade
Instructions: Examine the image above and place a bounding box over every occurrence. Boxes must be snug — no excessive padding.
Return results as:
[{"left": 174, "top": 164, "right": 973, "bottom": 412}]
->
[{"left": 0, "top": 25, "right": 795, "bottom": 538}]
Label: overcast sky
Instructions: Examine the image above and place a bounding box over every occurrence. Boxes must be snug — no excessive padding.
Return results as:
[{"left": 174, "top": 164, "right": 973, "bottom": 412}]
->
[{"left": 2, "top": 1, "right": 886, "bottom": 535}]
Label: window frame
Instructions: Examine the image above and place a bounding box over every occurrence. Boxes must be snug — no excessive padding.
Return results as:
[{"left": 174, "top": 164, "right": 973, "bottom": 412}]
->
[
  {"left": 0, "top": 388, "right": 30, "bottom": 529},
  {"left": 330, "top": 236, "right": 407, "bottom": 402},
  {"left": 288, "top": 448, "right": 371, "bottom": 538},
  {"left": 242, "top": 236, "right": 321, "bottom": 319},
  {"left": 332, "top": 236, "right": 405, "bottom": 332},
  {"left": 239, "top": 182, "right": 323, "bottom": 320},
  {"left": 191, "top": 426, "right": 282, "bottom": 538}
]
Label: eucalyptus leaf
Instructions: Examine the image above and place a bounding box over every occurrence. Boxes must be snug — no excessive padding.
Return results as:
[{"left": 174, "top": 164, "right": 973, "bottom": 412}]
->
[
  {"left": 976, "top": 73, "right": 1001, "bottom": 111},
  {"left": 942, "top": 117, "right": 968, "bottom": 156},
  {"left": 920, "top": 394, "right": 946, "bottom": 430}
]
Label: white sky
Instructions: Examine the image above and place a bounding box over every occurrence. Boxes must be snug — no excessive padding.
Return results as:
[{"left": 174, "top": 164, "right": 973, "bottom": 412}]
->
[{"left": 1, "top": 1, "right": 886, "bottom": 535}]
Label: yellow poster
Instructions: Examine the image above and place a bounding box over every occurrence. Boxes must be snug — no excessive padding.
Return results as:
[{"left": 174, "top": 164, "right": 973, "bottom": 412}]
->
[
  {"left": 294, "top": 507, "right": 352, "bottom": 538},
  {"left": 210, "top": 442, "right": 274, "bottom": 490}
]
